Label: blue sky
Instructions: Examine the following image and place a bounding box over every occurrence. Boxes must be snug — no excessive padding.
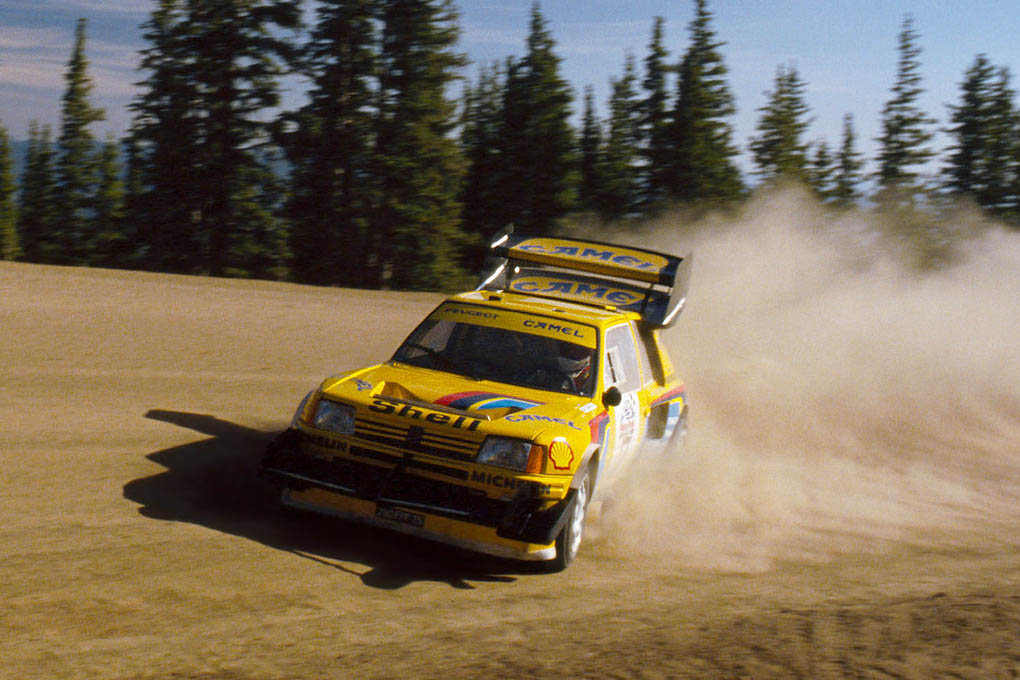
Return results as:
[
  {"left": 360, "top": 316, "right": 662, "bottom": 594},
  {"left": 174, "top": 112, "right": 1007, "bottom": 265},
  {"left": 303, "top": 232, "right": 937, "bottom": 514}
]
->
[{"left": 3, "top": 1, "right": 1020, "bottom": 175}]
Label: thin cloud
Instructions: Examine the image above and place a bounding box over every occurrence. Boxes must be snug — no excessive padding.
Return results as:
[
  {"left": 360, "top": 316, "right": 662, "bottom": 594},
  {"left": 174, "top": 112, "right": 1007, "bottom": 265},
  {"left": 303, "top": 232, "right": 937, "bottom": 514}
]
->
[
  {"left": 0, "top": 59, "right": 137, "bottom": 97},
  {"left": 459, "top": 22, "right": 522, "bottom": 51},
  {"left": 27, "top": 0, "right": 149, "bottom": 14},
  {"left": 0, "top": 23, "right": 139, "bottom": 97},
  {"left": 0, "top": 60, "right": 66, "bottom": 91},
  {"left": 556, "top": 18, "right": 657, "bottom": 58},
  {"left": 0, "top": 26, "right": 68, "bottom": 51}
]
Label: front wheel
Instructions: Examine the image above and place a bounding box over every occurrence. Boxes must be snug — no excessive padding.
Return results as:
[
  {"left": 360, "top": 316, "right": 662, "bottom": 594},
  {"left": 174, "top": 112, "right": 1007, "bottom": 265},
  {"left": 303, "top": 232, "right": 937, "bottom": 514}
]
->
[{"left": 548, "top": 467, "right": 591, "bottom": 571}]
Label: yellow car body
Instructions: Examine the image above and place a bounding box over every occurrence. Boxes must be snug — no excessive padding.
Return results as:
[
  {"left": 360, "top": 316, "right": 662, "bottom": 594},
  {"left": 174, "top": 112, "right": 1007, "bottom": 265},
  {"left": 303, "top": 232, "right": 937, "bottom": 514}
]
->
[{"left": 260, "top": 231, "right": 690, "bottom": 569}]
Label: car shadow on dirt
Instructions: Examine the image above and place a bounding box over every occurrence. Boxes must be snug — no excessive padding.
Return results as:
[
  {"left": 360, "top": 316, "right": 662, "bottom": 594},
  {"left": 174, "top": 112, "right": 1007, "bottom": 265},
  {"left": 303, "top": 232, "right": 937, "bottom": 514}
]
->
[{"left": 123, "top": 409, "right": 545, "bottom": 590}]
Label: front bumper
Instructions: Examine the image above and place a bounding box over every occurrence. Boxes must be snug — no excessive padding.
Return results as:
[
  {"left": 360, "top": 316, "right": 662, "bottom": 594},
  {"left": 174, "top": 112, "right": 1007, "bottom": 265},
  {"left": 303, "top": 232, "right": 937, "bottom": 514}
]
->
[{"left": 259, "top": 429, "right": 576, "bottom": 559}]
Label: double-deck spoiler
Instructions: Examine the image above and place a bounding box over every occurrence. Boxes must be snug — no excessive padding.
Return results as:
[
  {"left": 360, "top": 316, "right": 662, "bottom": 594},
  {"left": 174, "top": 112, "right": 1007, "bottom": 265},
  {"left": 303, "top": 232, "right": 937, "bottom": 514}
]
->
[{"left": 475, "top": 227, "right": 691, "bottom": 329}]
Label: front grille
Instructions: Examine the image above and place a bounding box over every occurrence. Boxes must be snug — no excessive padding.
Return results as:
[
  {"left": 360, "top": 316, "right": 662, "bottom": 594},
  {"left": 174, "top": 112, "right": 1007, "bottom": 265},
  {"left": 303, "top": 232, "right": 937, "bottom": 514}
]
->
[
  {"left": 353, "top": 415, "right": 482, "bottom": 462},
  {"left": 348, "top": 445, "right": 468, "bottom": 481},
  {"left": 260, "top": 428, "right": 572, "bottom": 546},
  {"left": 263, "top": 434, "right": 504, "bottom": 526}
]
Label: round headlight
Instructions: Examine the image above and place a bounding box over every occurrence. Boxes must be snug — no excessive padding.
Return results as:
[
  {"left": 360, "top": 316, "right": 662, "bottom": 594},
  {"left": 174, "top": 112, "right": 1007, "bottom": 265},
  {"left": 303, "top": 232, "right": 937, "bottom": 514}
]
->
[
  {"left": 477, "top": 436, "right": 533, "bottom": 472},
  {"left": 311, "top": 399, "right": 356, "bottom": 435}
]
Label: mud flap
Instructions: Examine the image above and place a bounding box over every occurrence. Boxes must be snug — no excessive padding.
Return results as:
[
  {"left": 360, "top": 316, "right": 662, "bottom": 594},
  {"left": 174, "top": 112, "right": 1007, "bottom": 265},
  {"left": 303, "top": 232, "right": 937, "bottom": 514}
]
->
[{"left": 497, "top": 487, "right": 577, "bottom": 545}]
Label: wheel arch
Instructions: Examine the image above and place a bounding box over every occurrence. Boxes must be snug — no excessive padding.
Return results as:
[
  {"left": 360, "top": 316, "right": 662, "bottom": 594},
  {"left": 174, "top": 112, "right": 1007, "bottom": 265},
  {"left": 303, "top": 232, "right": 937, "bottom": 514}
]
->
[{"left": 575, "top": 443, "right": 601, "bottom": 495}]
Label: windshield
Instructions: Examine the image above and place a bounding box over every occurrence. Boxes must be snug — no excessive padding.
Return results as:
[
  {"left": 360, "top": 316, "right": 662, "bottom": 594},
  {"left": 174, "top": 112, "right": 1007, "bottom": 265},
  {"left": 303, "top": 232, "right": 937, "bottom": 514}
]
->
[{"left": 392, "top": 318, "right": 597, "bottom": 397}]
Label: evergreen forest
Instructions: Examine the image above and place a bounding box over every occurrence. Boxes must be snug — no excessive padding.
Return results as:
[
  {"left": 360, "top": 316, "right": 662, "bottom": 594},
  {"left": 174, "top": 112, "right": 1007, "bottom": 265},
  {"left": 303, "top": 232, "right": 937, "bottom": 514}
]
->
[{"left": 3, "top": 1, "right": 1020, "bottom": 288}]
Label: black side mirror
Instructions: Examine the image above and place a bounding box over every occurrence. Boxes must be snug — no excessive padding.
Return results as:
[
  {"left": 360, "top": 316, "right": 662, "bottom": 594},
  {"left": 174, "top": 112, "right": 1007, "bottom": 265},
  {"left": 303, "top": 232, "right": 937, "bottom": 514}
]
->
[{"left": 603, "top": 385, "right": 622, "bottom": 407}]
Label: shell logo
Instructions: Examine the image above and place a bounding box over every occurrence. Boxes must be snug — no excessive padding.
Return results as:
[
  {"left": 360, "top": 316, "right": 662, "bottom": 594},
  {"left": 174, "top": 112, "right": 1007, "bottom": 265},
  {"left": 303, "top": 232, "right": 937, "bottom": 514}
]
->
[{"left": 549, "top": 438, "right": 574, "bottom": 471}]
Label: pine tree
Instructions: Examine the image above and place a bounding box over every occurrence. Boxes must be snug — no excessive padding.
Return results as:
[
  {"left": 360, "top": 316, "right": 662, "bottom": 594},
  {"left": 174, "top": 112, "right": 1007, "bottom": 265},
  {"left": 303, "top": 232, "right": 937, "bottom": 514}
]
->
[
  {"left": 129, "top": 0, "right": 202, "bottom": 273},
  {"left": 499, "top": 3, "right": 576, "bottom": 233},
  {"left": 671, "top": 0, "right": 743, "bottom": 203},
  {"left": 460, "top": 62, "right": 508, "bottom": 241},
  {"left": 808, "top": 140, "right": 836, "bottom": 200},
  {"left": 185, "top": 0, "right": 299, "bottom": 278},
  {"left": 16, "top": 122, "right": 58, "bottom": 263},
  {"left": 578, "top": 85, "right": 604, "bottom": 213},
  {"left": 499, "top": 56, "right": 530, "bottom": 223},
  {"left": 0, "top": 122, "right": 18, "bottom": 260},
  {"left": 121, "top": 132, "right": 146, "bottom": 267},
  {"left": 640, "top": 16, "right": 672, "bottom": 210},
  {"left": 598, "top": 53, "right": 642, "bottom": 220},
  {"left": 280, "top": 0, "right": 378, "bottom": 286},
  {"left": 749, "top": 64, "right": 812, "bottom": 183},
  {"left": 227, "top": 154, "right": 291, "bottom": 281},
  {"left": 131, "top": 0, "right": 298, "bottom": 277},
  {"left": 944, "top": 55, "right": 995, "bottom": 199},
  {"left": 55, "top": 17, "right": 105, "bottom": 265},
  {"left": 92, "top": 135, "right": 127, "bottom": 267},
  {"left": 987, "top": 67, "right": 1018, "bottom": 219},
  {"left": 875, "top": 15, "right": 936, "bottom": 202},
  {"left": 944, "top": 56, "right": 1017, "bottom": 216},
  {"left": 833, "top": 113, "right": 864, "bottom": 206},
  {"left": 372, "top": 0, "right": 468, "bottom": 289}
]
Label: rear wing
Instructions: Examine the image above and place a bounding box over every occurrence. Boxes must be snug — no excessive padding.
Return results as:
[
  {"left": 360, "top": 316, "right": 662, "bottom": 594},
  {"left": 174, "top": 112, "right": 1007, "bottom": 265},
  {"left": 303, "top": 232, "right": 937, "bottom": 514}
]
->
[{"left": 476, "top": 227, "right": 691, "bottom": 328}]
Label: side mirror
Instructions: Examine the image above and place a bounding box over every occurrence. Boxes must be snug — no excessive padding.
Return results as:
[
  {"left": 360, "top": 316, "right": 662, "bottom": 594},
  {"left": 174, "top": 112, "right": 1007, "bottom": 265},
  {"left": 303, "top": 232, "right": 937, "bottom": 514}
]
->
[{"left": 603, "top": 385, "right": 622, "bottom": 407}]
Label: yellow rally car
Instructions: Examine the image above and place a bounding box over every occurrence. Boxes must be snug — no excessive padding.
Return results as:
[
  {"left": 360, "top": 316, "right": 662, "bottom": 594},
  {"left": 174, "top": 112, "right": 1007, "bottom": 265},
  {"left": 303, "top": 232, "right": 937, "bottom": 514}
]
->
[{"left": 260, "top": 229, "right": 691, "bottom": 570}]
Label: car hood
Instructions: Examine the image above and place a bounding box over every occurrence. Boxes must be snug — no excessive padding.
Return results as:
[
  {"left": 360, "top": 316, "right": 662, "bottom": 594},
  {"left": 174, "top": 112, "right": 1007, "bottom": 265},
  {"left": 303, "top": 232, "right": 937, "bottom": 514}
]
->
[{"left": 318, "top": 362, "right": 596, "bottom": 437}]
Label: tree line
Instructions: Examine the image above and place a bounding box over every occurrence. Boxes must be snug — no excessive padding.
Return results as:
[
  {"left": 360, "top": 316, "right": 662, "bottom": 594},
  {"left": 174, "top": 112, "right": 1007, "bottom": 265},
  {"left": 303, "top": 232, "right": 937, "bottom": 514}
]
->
[{"left": 2, "top": 1, "right": 1019, "bottom": 286}]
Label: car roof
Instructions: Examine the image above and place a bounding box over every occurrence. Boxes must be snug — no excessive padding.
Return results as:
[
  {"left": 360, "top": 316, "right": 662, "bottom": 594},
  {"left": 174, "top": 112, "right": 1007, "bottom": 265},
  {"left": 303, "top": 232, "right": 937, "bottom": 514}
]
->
[{"left": 447, "top": 290, "right": 639, "bottom": 329}]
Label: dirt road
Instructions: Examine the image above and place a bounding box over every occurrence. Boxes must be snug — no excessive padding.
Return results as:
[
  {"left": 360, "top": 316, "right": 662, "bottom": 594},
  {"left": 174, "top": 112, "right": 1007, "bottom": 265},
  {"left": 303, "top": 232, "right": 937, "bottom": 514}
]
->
[{"left": 3, "top": 214, "right": 1019, "bottom": 679}]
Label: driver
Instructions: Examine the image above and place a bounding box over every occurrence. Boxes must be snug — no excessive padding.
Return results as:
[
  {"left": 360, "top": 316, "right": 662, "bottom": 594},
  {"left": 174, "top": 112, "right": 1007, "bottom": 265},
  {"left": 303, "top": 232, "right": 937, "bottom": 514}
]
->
[{"left": 556, "top": 341, "right": 592, "bottom": 393}]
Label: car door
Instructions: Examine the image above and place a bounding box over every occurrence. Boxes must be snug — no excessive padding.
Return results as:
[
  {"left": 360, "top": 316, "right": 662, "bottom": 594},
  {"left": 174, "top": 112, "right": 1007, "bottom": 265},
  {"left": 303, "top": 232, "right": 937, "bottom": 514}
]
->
[{"left": 601, "top": 322, "right": 646, "bottom": 478}]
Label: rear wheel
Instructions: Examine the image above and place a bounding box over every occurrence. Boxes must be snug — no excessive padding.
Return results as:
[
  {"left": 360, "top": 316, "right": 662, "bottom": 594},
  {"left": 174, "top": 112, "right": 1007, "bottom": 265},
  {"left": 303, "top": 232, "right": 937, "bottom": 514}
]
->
[{"left": 548, "top": 467, "right": 591, "bottom": 571}]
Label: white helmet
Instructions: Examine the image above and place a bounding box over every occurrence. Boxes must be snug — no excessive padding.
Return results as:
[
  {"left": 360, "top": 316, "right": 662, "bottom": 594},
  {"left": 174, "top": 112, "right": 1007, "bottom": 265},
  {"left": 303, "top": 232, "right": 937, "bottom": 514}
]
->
[{"left": 557, "top": 342, "right": 591, "bottom": 390}]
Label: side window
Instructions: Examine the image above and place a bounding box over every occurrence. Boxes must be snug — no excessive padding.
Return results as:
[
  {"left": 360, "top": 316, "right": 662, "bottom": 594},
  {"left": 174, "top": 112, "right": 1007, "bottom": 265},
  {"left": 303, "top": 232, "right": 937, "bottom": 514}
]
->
[
  {"left": 395, "top": 319, "right": 454, "bottom": 360},
  {"left": 633, "top": 322, "right": 656, "bottom": 386},
  {"left": 419, "top": 319, "right": 454, "bottom": 352},
  {"left": 604, "top": 324, "right": 641, "bottom": 392}
]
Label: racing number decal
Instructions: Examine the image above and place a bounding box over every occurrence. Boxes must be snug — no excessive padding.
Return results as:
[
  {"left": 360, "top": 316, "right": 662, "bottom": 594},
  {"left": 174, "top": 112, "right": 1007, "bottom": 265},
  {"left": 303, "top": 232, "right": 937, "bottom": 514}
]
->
[
  {"left": 603, "top": 324, "right": 645, "bottom": 473},
  {"left": 617, "top": 391, "right": 639, "bottom": 449}
]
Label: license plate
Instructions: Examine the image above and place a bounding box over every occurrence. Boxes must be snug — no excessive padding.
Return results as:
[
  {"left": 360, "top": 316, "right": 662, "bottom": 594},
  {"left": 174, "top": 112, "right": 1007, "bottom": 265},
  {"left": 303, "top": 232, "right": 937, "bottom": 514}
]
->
[{"left": 375, "top": 506, "right": 425, "bottom": 528}]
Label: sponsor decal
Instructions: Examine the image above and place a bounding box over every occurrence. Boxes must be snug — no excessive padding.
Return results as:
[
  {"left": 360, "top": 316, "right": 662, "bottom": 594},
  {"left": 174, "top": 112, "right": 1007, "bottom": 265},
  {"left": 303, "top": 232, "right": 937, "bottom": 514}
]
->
[
  {"left": 432, "top": 303, "right": 597, "bottom": 348},
  {"left": 303, "top": 433, "right": 349, "bottom": 455},
  {"left": 438, "top": 305, "right": 499, "bottom": 320},
  {"left": 510, "top": 276, "right": 643, "bottom": 308},
  {"left": 369, "top": 397, "right": 483, "bottom": 431},
  {"left": 588, "top": 411, "right": 609, "bottom": 449},
  {"left": 522, "top": 318, "right": 586, "bottom": 339},
  {"left": 435, "top": 391, "right": 543, "bottom": 412},
  {"left": 650, "top": 385, "right": 687, "bottom": 408},
  {"left": 618, "top": 393, "right": 638, "bottom": 442},
  {"left": 505, "top": 413, "right": 582, "bottom": 431},
  {"left": 514, "top": 239, "right": 668, "bottom": 274},
  {"left": 549, "top": 439, "right": 574, "bottom": 470},
  {"left": 354, "top": 379, "right": 373, "bottom": 391},
  {"left": 470, "top": 470, "right": 551, "bottom": 494}
]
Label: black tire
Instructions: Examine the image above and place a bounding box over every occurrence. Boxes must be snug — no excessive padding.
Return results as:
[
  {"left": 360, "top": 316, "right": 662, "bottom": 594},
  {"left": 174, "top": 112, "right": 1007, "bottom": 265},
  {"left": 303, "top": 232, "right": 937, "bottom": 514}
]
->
[{"left": 548, "top": 466, "right": 591, "bottom": 571}]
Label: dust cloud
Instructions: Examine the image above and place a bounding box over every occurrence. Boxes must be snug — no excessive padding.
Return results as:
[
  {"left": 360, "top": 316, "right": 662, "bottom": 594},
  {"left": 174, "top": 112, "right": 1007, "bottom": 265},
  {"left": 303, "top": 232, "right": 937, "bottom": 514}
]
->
[{"left": 591, "top": 188, "right": 1020, "bottom": 571}]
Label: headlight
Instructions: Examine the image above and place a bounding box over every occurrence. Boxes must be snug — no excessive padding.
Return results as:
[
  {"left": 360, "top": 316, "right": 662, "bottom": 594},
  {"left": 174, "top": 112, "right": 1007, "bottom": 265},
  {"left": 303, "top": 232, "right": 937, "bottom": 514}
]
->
[
  {"left": 477, "top": 437, "right": 543, "bottom": 473},
  {"left": 310, "top": 399, "right": 356, "bottom": 435},
  {"left": 291, "top": 391, "right": 314, "bottom": 427}
]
